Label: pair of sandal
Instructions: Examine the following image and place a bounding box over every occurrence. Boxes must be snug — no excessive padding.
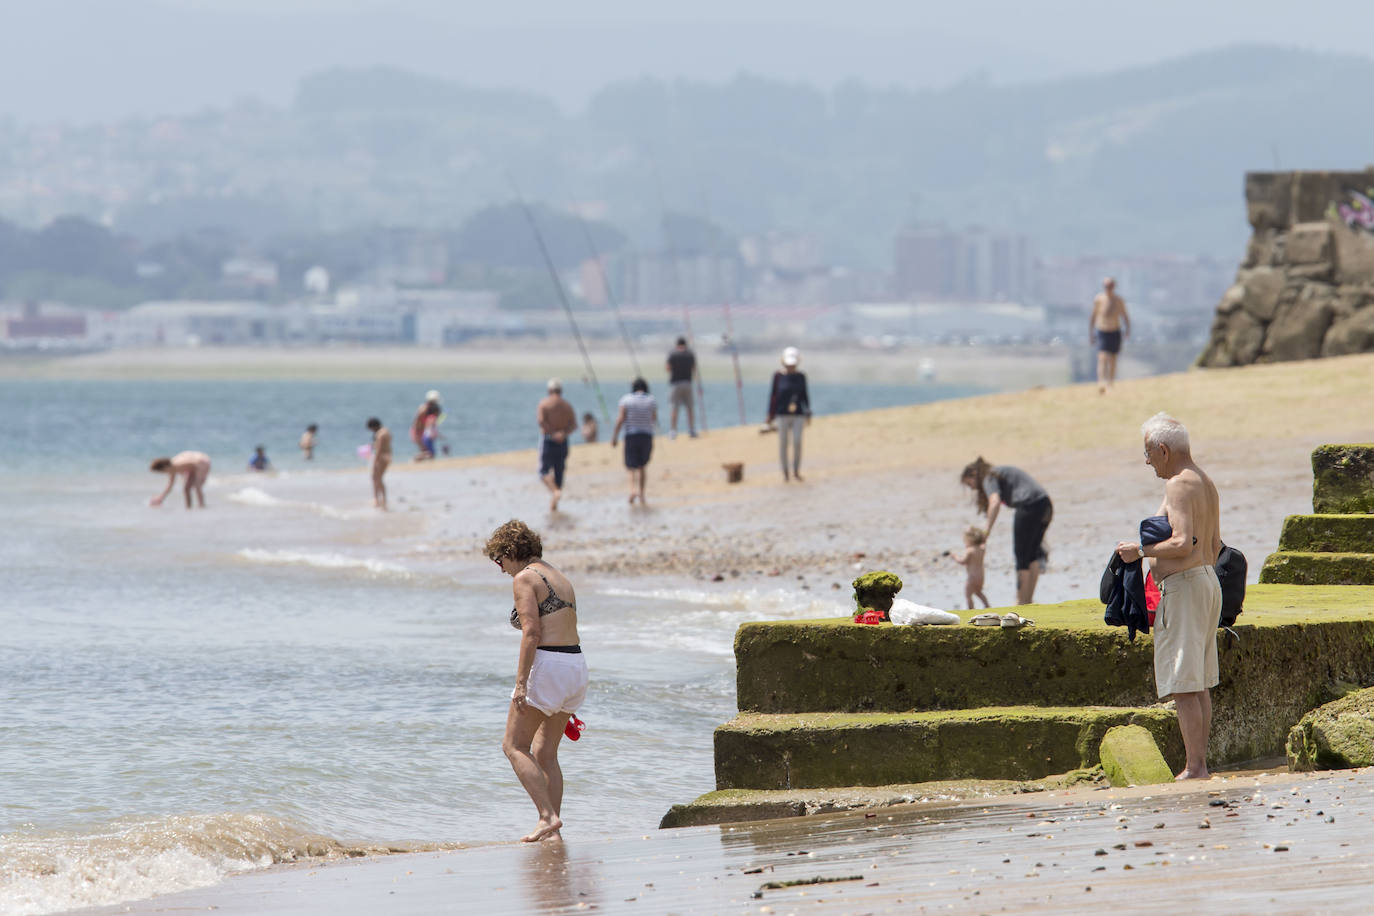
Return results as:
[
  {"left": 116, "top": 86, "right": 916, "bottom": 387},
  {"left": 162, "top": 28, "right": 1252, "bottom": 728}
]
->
[{"left": 968, "top": 612, "right": 1035, "bottom": 629}]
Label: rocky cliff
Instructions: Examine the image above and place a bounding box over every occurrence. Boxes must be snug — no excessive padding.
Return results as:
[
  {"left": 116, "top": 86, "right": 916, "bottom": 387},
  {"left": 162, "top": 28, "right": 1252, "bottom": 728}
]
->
[{"left": 1197, "top": 169, "right": 1374, "bottom": 367}]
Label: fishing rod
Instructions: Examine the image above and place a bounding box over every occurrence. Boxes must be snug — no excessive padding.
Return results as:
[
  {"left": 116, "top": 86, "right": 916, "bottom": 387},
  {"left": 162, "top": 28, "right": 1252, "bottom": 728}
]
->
[
  {"left": 577, "top": 214, "right": 641, "bottom": 379},
  {"left": 506, "top": 174, "right": 611, "bottom": 424},
  {"left": 651, "top": 160, "right": 708, "bottom": 433},
  {"left": 699, "top": 189, "right": 747, "bottom": 426}
]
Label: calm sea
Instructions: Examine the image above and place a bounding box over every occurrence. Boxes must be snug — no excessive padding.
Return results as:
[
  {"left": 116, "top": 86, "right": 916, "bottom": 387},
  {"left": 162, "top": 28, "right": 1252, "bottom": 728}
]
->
[{"left": 0, "top": 377, "right": 983, "bottom": 914}]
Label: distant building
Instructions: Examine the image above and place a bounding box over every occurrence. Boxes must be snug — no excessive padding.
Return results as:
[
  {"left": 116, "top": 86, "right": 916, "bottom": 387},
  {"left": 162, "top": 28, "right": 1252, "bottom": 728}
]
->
[
  {"left": 5, "top": 301, "right": 86, "bottom": 340},
  {"left": 221, "top": 258, "right": 279, "bottom": 292},
  {"left": 613, "top": 253, "right": 741, "bottom": 306},
  {"left": 893, "top": 225, "right": 1034, "bottom": 303}
]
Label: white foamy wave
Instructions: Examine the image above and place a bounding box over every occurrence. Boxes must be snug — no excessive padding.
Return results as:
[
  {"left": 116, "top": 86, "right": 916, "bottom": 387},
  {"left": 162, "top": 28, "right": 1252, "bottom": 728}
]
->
[
  {"left": 0, "top": 813, "right": 353, "bottom": 916},
  {"left": 598, "top": 584, "right": 849, "bottom": 619},
  {"left": 236, "top": 548, "right": 410, "bottom": 577},
  {"left": 227, "top": 487, "right": 372, "bottom": 520}
]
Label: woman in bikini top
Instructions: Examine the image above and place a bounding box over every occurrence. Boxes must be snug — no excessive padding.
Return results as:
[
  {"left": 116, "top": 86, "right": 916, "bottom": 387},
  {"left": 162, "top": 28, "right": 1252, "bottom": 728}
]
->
[{"left": 510, "top": 568, "right": 575, "bottom": 629}]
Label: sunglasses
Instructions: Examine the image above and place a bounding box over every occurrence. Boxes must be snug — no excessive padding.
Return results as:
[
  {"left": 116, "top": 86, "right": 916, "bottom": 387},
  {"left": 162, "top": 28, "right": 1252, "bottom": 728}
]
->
[{"left": 492, "top": 555, "right": 505, "bottom": 569}]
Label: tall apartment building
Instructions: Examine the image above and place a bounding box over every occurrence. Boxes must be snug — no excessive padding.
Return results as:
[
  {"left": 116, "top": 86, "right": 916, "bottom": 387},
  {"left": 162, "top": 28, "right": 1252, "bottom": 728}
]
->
[{"left": 893, "top": 225, "right": 1034, "bottom": 302}]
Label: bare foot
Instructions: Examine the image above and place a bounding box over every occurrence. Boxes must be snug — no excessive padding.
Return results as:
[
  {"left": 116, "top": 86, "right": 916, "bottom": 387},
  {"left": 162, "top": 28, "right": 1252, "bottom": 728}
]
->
[
  {"left": 793, "top": 472, "right": 803, "bottom": 482},
  {"left": 521, "top": 815, "right": 563, "bottom": 842},
  {"left": 1175, "top": 769, "right": 1211, "bottom": 780},
  {"left": 550, "top": 489, "right": 561, "bottom": 511},
  {"left": 628, "top": 493, "right": 636, "bottom": 504}
]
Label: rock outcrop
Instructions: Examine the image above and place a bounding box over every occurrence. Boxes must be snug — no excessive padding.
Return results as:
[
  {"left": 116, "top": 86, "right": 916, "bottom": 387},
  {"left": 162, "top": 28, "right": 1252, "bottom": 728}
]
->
[
  {"left": 1197, "top": 170, "right": 1374, "bottom": 367},
  {"left": 1287, "top": 686, "right": 1374, "bottom": 771}
]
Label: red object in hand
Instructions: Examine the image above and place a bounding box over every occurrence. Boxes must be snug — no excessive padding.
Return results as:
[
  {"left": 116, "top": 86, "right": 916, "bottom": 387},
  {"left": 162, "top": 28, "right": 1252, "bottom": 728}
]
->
[
  {"left": 855, "top": 609, "right": 884, "bottom": 625},
  {"left": 564, "top": 714, "right": 585, "bottom": 741},
  {"left": 1145, "top": 571, "right": 1161, "bottom": 624}
]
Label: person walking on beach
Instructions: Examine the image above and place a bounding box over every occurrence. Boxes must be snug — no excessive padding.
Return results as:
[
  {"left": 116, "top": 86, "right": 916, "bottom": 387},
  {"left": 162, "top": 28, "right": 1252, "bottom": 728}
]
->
[
  {"left": 1089, "top": 277, "right": 1131, "bottom": 393},
  {"left": 610, "top": 378, "right": 657, "bottom": 506},
  {"left": 1115, "top": 413, "right": 1222, "bottom": 780},
  {"left": 366, "top": 417, "right": 391, "bottom": 510},
  {"left": 486, "top": 519, "right": 587, "bottom": 843},
  {"left": 580, "top": 412, "right": 598, "bottom": 444},
  {"left": 767, "top": 346, "right": 811, "bottom": 482},
  {"left": 299, "top": 424, "right": 317, "bottom": 461},
  {"left": 536, "top": 378, "right": 578, "bottom": 511},
  {"left": 948, "top": 525, "right": 990, "bottom": 609},
  {"left": 148, "top": 451, "right": 211, "bottom": 508},
  {"left": 666, "top": 336, "right": 697, "bottom": 439},
  {"left": 411, "top": 390, "right": 442, "bottom": 460},
  {"left": 960, "top": 457, "right": 1053, "bottom": 605}
]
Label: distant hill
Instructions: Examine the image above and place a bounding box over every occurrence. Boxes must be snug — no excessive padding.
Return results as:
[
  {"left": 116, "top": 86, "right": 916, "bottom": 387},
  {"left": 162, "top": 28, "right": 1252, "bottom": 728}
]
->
[{"left": 3, "top": 45, "right": 1373, "bottom": 268}]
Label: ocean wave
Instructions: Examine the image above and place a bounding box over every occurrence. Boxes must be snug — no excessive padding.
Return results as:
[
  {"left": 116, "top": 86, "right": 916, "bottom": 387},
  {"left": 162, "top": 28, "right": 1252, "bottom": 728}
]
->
[
  {"left": 227, "top": 487, "right": 371, "bottom": 520},
  {"left": 598, "top": 584, "right": 849, "bottom": 619},
  {"left": 235, "top": 548, "right": 410, "bottom": 577},
  {"left": 0, "top": 812, "right": 444, "bottom": 916}
]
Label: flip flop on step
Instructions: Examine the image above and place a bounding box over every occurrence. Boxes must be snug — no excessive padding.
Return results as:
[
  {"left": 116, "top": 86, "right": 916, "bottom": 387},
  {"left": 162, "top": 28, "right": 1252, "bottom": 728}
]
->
[
  {"left": 968, "top": 612, "right": 1003, "bottom": 626},
  {"left": 1000, "top": 612, "right": 1035, "bottom": 629}
]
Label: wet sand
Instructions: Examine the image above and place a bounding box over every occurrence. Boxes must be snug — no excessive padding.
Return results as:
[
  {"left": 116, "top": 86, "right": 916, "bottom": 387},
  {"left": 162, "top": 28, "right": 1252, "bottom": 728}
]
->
[{"left": 101, "top": 767, "right": 1374, "bottom": 914}]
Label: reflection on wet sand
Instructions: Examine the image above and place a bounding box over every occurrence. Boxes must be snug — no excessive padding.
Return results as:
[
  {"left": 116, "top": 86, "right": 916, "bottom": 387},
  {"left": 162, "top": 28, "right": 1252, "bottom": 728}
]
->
[{"left": 520, "top": 839, "right": 603, "bottom": 912}]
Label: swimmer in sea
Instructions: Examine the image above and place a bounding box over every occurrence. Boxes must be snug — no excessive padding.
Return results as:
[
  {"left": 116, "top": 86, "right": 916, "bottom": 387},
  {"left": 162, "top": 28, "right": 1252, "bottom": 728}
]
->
[
  {"left": 366, "top": 417, "right": 391, "bottom": 510},
  {"left": 149, "top": 451, "right": 212, "bottom": 508}
]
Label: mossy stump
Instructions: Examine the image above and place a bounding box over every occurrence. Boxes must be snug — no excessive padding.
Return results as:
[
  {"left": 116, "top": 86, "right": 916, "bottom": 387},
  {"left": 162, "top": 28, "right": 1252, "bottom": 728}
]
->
[
  {"left": 1259, "top": 551, "right": 1374, "bottom": 585},
  {"left": 1098, "top": 724, "right": 1173, "bottom": 787}
]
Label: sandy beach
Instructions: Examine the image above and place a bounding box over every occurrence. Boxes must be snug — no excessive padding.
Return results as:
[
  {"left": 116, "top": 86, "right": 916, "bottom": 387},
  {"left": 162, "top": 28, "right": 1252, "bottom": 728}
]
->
[
  {"left": 31, "top": 350, "right": 1374, "bottom": 913},
  {"left": 97, "top": 766, "right": 1374, "bottom": 914}
]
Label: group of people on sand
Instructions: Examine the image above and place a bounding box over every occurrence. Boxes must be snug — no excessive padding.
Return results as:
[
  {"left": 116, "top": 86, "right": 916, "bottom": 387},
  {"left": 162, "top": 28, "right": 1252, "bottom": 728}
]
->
[{"left": 532, "top": 341, "right": 813, "bottom": 511}]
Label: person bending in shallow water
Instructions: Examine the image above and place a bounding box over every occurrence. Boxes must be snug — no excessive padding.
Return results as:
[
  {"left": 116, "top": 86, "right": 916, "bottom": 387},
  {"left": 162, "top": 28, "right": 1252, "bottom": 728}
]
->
[
  {"left": 487, "top": 519, "right": 587, "bottom": 843},
  {"left": 148, "top": 451, "right": 211, "bottom": 508}
]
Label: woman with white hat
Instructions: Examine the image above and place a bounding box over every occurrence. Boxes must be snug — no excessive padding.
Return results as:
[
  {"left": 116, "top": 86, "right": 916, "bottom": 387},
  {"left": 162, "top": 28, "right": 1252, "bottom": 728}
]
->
[{"left": 766, "top": 346, "right": 811, "bottom": 481}]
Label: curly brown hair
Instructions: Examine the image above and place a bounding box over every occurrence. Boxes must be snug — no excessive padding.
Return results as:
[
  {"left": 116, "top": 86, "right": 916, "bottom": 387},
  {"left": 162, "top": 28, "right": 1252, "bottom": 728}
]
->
[{"left": 484, "top": 519, "right": 543, "bottom": 562}]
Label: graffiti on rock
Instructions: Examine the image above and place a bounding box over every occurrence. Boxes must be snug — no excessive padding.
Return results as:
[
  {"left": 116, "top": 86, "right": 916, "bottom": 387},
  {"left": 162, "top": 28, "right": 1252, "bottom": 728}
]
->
[{"left": 1329, "top": 188, "right": 1374, "bottom": 234}]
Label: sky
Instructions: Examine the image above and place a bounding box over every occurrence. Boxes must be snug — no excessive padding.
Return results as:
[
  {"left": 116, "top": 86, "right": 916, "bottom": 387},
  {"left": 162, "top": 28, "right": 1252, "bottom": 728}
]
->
[{"left": 2, "top": 0, "right": 1372, "bottom": 122}]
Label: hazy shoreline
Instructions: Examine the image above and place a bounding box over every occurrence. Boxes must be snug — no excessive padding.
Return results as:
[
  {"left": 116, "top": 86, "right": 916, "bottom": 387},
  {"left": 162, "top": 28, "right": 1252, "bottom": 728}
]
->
[{"left": 0, "top": 342, "right": 1145, "bottom": 389}]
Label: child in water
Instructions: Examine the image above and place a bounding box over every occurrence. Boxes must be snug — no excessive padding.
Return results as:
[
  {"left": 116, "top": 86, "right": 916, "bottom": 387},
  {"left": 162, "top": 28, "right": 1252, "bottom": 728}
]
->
[
  {"left": 248, "top": 445, "right": 271, "bottom": 472},
  {"left": 949, "top": 525, "right": 989, "bottom": 609},
  {"left": 299, "top": 424, "right": 317, "bottom": 460},
  {"left": 580, "top": 412, "right": 599, "bottom": 443}
]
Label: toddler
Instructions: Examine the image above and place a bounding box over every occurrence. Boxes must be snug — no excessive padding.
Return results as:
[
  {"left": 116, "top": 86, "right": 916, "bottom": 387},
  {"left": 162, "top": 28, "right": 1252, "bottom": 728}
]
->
[{"left": 950, "top": 525, "right": 989, "bottom": 609}]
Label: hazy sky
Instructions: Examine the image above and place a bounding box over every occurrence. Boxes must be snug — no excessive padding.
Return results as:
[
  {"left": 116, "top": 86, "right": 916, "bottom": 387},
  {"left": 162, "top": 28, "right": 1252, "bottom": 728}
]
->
[{"left": 4, "top": 0, "right": 1372, "bottom": 122}]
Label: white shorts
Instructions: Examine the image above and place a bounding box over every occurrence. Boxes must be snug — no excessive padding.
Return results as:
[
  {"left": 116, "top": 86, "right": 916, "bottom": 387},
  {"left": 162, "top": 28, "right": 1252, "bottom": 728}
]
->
[
  {"left": 515, "top": 649, "right": 589, "bottom": 717},
  {"left": 1153, "top": 565, "right": 1222, "bottom": 697}
]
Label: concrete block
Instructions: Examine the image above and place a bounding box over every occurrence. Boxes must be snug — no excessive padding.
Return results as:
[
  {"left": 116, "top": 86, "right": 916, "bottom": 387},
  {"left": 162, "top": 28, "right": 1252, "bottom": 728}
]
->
[
  {"left": 1312, "top": 444, "right": 1374, "bottom": 513},
  {"left": 1288, "top": 686, "right": 1374, "bottom": 771},
  {"left": 1259, "top": 551, "right": 1374, "bottom": 585},
  {"left": 1099, "top": 724, "right": 1174, "bottom": 787},
  {"left": 1278, "top": 514, "right": 1374, "bottom": 553}
]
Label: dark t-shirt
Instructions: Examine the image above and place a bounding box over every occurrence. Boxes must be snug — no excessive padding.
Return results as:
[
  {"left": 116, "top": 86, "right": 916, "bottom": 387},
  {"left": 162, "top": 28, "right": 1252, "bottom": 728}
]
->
[
  {"left": 667, "top": 348, "right": 696, "bottom": 383},
  {"left": 983, "top": 465, "right": 1048, "bottom": 509}
]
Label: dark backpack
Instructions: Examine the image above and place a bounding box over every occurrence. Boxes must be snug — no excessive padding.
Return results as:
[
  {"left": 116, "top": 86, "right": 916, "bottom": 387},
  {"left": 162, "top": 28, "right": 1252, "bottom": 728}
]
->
[{"left": 1216, "top": 543, "right": 1246, "bottom": 627}]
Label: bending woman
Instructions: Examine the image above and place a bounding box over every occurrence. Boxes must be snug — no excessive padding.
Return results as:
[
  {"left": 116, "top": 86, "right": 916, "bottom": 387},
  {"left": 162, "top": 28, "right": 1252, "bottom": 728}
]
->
[
  {"left": 960, "top": 457, "right": 1053, "bottom": 605},
  {"left": 486, "top": 519, "right": 588, "bottom": 842}
]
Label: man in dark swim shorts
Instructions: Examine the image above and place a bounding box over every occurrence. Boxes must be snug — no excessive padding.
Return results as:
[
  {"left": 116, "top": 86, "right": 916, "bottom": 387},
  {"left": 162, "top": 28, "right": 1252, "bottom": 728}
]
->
[{"left": 1089, "top": 277, "right": 1131, "bottom": 393}]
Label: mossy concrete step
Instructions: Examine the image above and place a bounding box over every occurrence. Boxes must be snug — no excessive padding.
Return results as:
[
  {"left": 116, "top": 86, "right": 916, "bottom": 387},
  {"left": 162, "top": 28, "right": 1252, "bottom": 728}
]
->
[
  {"left": 733, "top": 586, "right": 1374, "bottom": 764},
  {"left": 1278, "top": 514, "right": 1374, "bottom": 553},
  {"left": 713, "top": 706, "right": 1181, "bottom": 790},
  {"left": 1312, "top": 444, "right": 1374, "bottom": 514},
  {"left": 1259, "top": 551, "right": 1374, "bottom": 585}
]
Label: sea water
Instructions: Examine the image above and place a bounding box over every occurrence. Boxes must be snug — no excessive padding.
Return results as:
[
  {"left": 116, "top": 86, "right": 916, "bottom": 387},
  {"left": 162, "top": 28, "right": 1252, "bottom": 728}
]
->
[{"left": 0, "top": 377, "right": 983, "bottom": 914}]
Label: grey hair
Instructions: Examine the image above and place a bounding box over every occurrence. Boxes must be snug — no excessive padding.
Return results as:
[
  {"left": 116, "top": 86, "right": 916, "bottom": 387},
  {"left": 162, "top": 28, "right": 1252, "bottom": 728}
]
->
[{"left": 1141, "top": 412, "right": 1190, "bottom": 453}]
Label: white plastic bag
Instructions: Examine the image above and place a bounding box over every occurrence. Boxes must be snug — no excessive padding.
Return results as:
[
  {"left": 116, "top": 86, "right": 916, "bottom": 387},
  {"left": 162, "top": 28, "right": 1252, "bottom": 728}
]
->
[{"left": 888, "top": 598, "right": 960, "bottom": 626}]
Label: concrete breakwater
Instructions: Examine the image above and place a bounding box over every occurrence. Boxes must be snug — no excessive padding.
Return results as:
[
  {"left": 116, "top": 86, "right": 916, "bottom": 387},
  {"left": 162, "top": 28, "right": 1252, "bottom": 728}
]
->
[{"left": 665, "top": 444, "right": 1374, "bottom": 828}]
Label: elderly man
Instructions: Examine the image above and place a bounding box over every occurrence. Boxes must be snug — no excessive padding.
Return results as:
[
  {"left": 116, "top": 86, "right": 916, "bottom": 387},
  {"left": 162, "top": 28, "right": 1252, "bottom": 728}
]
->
[
  {"left": 1116, "top": 413, "right": 1222, "bottom": 780},
  {"left": 536, "top": 378, "right": 578, "bottom": 511}
]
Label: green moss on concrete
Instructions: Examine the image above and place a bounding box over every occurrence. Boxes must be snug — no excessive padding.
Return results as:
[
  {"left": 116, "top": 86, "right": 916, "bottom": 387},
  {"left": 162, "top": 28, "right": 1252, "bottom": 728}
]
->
[
  {"left": 712, "top": 706, "right": 1180, "bottom": 790},
  {"left": 1287, "top": 686, "right": 1374, "bottom": 771},
  {"left": 1312, "top": 444, "right": 1374, "bottom": 514},
  {"left": 659, "top": 772, "right": 1105, "bottom": 829},
  {"left": 1259, "top": 551, "right": 1374, "bottom": 585},
  {"left": 1098, "top": 724, "right": 1173, "bottom": 787},
  {"left": 852, "top": 571, "right": 903, "bottom": 616},
  {"left": 1278, "top": 514, "right": 1374, "bottom": 553},
  {"left": 730, "top": 586, "right": 1374, "bottom": 770}
]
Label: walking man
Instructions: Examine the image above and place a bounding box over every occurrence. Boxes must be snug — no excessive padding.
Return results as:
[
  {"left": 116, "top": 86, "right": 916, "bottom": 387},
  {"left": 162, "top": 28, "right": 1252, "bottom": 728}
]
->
[
  {"left": 665, "top": 336, "right": 697, "bottom": 439},
  {"left": 1089, "top": 277, "right": 1131, "bottom": 393},
  {"left": 1116, "top": 413, "right": 1221, "bottom": 780},
  {"left": 536, "top": 378, "right": 578, "bottom": 511}
]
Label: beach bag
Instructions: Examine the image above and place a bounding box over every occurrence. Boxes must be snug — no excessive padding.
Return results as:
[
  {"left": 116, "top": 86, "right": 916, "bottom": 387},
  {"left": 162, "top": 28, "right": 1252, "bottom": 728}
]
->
[
  {"left": 888, "top": 598, "right": 960, "bottom": 626},
  {"left": 1216, "top": 543, "right": 1246, "bottom": 628}
]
